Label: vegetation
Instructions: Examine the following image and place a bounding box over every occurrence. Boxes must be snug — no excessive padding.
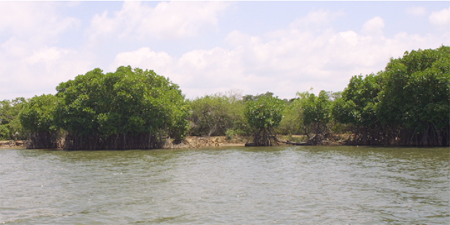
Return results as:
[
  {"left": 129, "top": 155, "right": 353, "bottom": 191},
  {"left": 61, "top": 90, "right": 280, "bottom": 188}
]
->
[
  {"left": 19, "top": 94, "right": 60, "bottom": 149},
  {"left": 276, "top": 90, "right": 345, "bottom": 144},
  {"left": 55, "top": 66, "right": 190, "bottom": 150},
  {"left": 2, "top": 46, "right": 448, "bottom": 149},
  {"left": 12, "top": 66, "right": 190, "bottom": 150},
  {"left": 298, "top": 90, "right": 333, "bottom": 143},
  {"left": 244, "top": 94, "right": 285, "bottom": 146},
  {"left": 188, "top": 91, "right": 248, "bottom": 137},
  {"left": 0, "top": 98, "right": 28, "bottom": 140},
  {"left": 333, "top": 45, "right": 449, "bottom": 146}
]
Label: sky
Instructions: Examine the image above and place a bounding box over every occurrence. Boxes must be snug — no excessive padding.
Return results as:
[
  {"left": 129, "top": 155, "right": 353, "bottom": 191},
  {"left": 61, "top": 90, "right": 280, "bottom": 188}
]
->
[{"left": 0, "top": 1, "right": 449, "bottom": 100}]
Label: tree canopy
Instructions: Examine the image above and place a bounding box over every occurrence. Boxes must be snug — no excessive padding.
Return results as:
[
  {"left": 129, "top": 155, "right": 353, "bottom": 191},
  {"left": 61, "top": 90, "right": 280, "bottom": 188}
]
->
[
  {"left": 245, "top": 95, "right": 285, "bottom": 146},
  {"left": 7, "top": 45, "right": 450, "bottom": 148},
  {"left": 333, "top": 45, "right": 449, "bottom": 146},
  {"left": 19, "top": 94, "right": 59, "bottom": 148},
  {"left": 54, "top": 66, "right": 190, "bottom": 149},
  {"left": 0, "top": 98, "right": 28, "bottom": 140},
  {"left": 16, "top": 66, "right": 190, "bottom": 150},
  {"left": 188, "top": 91, "right": 247, "bottom": 137}
]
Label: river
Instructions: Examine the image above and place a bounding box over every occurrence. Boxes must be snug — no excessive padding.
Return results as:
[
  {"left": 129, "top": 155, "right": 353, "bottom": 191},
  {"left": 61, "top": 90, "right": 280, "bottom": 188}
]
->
[{"left": 1, "top": 146, "right": 449, "bottom": 224}]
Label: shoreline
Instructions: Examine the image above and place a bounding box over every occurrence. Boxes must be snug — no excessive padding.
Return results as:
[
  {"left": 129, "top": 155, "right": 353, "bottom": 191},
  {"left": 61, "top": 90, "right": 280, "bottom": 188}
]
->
[
  {"left": 0, "top": 140, "right": 26, "bottom": 149},
  {"left": 1, "top": 136, "right": 300, "bottom": 150},
  {"left": 0, "top": 136, "right": 253, "bottom": 150},
  {"left": 164, "top": 136, "right": 251, "bottom": 149},
  {"left": 3, "top": 134, "right": 442, "bottom": 150},
  {"left": 0, "top": 134, "right": 358, "bottom": 150}
]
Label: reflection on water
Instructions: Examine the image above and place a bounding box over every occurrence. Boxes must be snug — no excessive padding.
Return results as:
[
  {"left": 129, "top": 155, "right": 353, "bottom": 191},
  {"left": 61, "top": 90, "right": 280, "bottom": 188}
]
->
[{"left": 1, "top": 146, "right": 449, "bottom": 224}]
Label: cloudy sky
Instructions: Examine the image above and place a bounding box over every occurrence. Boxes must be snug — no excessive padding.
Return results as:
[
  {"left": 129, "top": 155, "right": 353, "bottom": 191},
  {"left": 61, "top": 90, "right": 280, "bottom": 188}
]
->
[{"left": 1, "top": 1, "right": 449, "bottom": 100}]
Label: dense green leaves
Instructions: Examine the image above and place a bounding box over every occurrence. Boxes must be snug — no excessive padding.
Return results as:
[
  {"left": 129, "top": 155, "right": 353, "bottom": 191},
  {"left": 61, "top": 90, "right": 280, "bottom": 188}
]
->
[
  {"left": 377, "top": 46, "right": 450, "bottom": 130},
  {"left": 19, "top": 94, "right": 59, "bottom": 133},
  {"left": 14, "top": 66, "right": 190, "bottom": 149},
  {"left": 301, "top": 90, "right": 332, "bottom": 128},
  {"left": 54, "top": 66, "right": 190, "bottom": 149},
  {"left": 332, "top": 74, "right": 381, "bottom": 127},
  {"left": 277, "top": 90, "right": 337, "bottom": 143},
  {"left": 245, "top": 95, "right": 285, "bottom": 146},
  {"left": 6, "top": 46, "right": 449, "bottom": 148},
  {"left": 0, "top": 98, "right": 28, "bottom": 140},
  {"left": 276, "top": 97, "right": 303, "bottom": 135},
  {"left": 334, "top": 45, "right": 450, "bottom": 146},
  {"left": 188, "top": 92, "right": 247, "bottom": 137},
  {"left": 19, "top": 94, "right": 60, "bottom": 148}
]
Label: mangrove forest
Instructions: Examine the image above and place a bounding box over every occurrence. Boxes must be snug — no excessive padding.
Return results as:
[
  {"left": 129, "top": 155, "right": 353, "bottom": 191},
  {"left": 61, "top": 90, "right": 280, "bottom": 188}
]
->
[{"left": 0, "top": 46, "right": 449, "bottom": 149}]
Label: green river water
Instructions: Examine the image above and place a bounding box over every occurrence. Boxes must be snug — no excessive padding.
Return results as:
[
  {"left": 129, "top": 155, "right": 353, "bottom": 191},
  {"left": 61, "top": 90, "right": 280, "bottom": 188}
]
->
[{"left": 1, "top": 146, "right": 449, "bottom": 224}]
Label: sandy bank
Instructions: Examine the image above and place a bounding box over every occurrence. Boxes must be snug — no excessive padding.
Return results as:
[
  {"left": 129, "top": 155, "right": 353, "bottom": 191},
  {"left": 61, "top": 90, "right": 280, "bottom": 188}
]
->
[
  {"left": 0, "top": 140, "right": 26, "bottom": 149},
  {"left": 0, "top": 136, "right": 251, "bottom": 150},
  {"left": 1, "top": 135, "right": 345, "bottom": 150},
  {"left": 164, "top": 136, "right": 251, "bottom": 149}
]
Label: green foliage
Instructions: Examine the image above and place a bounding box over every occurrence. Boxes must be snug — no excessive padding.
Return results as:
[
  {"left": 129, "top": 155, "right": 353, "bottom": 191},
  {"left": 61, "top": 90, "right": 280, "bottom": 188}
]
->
[
  {"left": 188, "top": 91, "right": 247, "bottom": 136},
  {"left": 225, "top": 129, "right": 239, "bottom": 140},
  {"left": 332, "top": 74, "right": 381, "bottom": 127},
  {"left": 243, "top": 91, "right": 274, "bottom": 102},
  {"left": 334, "top": 45, "right": 450, "bottom": 146},
  {"left": 3, "top": 46, "right": 447, "bottom": 147},
  {"left": 301, "top": 90, "right": 332, "bottom": 128},
  {"left": 19, "top": 94, "right": 59, "bottom": 133},
  {"left": 245, "top": 95, "right": 285, "bottom": 131},
  {"left": 245, "top": 95, "right": 285, "bottom": 146},
  {"left": 278, "top": 90, "right": 344, "bottom": 138},
  {"left": 276, "top": 98, "right": 303, "bottom": 135},
  {"left": 0, "top": 98, "right": 28, "bottom": 140},
  {"left": 0, "top": 125, "right": 9, "bottom": 140},
  {"left": 19, "top": 94, "right": 60, "bottom": 148},
  {"left": 377, "top": 46, "right": 450, "bottom": 131},
  {"left": 55, "top": 66, "right": 190, "bottom": 149}
]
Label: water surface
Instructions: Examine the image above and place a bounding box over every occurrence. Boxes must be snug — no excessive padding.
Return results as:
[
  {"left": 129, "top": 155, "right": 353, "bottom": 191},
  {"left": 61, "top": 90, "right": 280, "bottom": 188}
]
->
[{"left": 1, "top": 146, "right": 449, "bottom": 224}]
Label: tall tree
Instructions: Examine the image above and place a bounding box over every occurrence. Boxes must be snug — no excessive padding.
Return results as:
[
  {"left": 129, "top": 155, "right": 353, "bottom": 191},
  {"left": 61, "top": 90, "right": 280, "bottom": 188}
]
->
[
  {"left": 188, "top": 92, "right": 247, "bottom": 137},
  {"left": 245, "top": 95, "right": 285, "bottom": 146},
  {"left": 19, "top": 94, "right": 59, "bottom": 148},
  {"left": 332, "top": 74, "right": 384, "bottom": 144},
  {"left": 376, "top": 45, "right": 450, "bottom": 146},
  {"left": 300, "top": 90, "right": 333, "bottom": 143},
  {"left": 55, "top": 66, "right": 190, "bottom": 150},
  {"left": 333, "top": 45, "right": 449, "bottom": 146},
  {"left": 0, "top": 97, "right": 28, "bottom": 140}
]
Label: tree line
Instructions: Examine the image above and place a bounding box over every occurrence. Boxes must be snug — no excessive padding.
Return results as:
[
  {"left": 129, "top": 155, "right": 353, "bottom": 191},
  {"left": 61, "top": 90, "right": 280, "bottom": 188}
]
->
[{"left": 1, "top": 46, "right": 449, "bottom": 149}]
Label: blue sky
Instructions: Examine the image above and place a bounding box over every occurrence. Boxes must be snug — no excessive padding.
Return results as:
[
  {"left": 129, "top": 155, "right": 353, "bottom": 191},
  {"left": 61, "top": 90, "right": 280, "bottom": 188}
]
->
[{"left": 1, "top": 1, "right": 449, "bottom": 100}]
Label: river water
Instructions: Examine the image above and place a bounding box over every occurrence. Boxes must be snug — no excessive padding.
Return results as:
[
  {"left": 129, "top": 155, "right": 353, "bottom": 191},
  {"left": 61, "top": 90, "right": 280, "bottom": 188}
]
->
[{"left": 1, "top": 146, "right": 449, "bottom": 224}]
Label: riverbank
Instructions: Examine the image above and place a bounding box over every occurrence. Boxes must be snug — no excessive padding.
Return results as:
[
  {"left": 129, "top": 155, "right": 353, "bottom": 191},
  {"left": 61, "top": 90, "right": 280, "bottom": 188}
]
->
[
  {"left": 166, "top": 134, "right": 349, "bottom": 149},
  {"left": 165, "top": 136, "right": 250, "bottom": 149},
  {"left": 0, "top": 136, "right": 251, "bottom": 150},
  {"left": 0, "top": 134, "right": 349, "bottom": 149},
  {"left": 0, "top": 140, "right": 26, "bottom": 149}
]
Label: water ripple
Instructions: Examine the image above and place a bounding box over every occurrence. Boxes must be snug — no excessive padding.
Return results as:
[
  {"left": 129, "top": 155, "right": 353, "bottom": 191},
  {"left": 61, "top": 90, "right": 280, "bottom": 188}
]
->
[{"left": 0, "top": 146, "right": 449, "bottom": 224}]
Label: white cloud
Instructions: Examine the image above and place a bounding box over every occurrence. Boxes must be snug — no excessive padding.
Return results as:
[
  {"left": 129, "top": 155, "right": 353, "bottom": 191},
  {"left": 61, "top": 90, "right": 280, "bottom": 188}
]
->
[
  {"left": 0, "top": 2, "right": 89, "bottom": 100},
  {"left": 406, "top": 6, "right": 427, "bottom": 16},
  {"left": 0, "top": 41, "right": 94, "bottom": 100},
  {"left": 111, "top": 12, "right": 447, "bottom": 99},
  {"left": 361, "top": 17, "right": 385, "bottom": 36},
  {"left": 2, "top": 3, "right": 448, "bottom": 101},
  {"left": 112, "top": 47, "right": 173, "bottom": 71},
  {"left": 289, "top": 9, "right": 345, "bottom": 29},
  {"left": 0, "top": 2, "right": 80, "bottom": 43},
  {"left": 429, "top": 7, "right": 450, "bottom": 30},
  {"left": 88, "top": 11, "right": 117, "bottom": 42},
  {"left": 111, "top": 47, "right": 177, "bottom": 83},
  {"left": 87, "top": 1, "right": 231, "bottom": 42},
  {"left": 0, "top": 50, "right": 93, "bottom": 100}
]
